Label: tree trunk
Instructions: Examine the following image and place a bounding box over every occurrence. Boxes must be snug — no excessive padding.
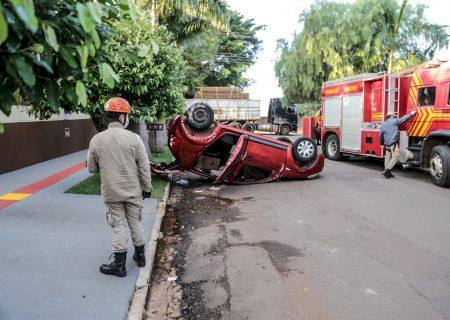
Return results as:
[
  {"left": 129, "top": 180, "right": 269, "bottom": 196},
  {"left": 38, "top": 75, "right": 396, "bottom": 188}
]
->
[
  {"left": 128, "top": 121, "right": 152, "bottom": 160},
  {"left": 90, "top": 113, "right": 108, "bottom": 132}
]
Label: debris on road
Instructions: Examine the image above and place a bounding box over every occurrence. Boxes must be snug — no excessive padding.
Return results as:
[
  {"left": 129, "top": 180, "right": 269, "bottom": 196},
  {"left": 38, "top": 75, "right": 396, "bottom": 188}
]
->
[{"left": 176, "top": 179, "right": 189, "bottom": 186}]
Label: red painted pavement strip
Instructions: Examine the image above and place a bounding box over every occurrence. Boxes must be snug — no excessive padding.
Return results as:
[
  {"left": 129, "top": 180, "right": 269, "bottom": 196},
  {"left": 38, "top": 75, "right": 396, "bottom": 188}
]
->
[
  {"left": 0, "top": 162, "right": 86, "bottom": 210},
  {"left": 0, "top": 200, "right": 16, "bottom": 209}
]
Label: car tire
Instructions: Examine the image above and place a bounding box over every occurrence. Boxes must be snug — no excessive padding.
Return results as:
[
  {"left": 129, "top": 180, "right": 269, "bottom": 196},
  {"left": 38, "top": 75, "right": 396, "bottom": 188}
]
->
[
  {"left": 277, "top": 137, "right": 292, "bottom": 144},
  {"left": 243, "top": 123, "right": 256, "bottom": 132},
  {"left": 323, "top": 134, "right": 344, "bottom": 161},
  {"left": 292, "top": 137, "right": 317, "bottom": 163},
  {"left": 429, "top": 145, "right": 450, "bottom": 187},
  {"left": 186, "top": 103, "right": 214, "bottom": 130},
  {"left": 229, "top": 122, "right": 242, "bottom": 129},
  {"left": 279, "top": 124, "right": 291, "bottom": 135}
]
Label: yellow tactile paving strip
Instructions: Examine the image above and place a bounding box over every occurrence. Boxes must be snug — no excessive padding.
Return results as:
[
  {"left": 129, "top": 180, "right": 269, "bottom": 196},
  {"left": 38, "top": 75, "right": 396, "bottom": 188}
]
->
[{"left": 0, "top": 193, "right": 32, "bottom": 201}]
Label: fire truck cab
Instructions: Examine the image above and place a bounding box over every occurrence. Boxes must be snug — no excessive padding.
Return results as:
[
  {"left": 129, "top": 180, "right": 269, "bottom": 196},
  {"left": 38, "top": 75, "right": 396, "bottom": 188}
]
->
[{"left": 320, "top": 61, "right": 450, "bottom": 187}]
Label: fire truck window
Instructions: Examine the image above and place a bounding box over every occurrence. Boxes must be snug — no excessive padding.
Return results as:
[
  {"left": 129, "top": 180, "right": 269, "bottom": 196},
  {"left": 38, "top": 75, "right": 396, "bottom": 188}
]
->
[
  {"left": 418, "top": 87, "right": 436, "bottom": 106},
  {"left": 448, "top": 85, "right": 450, "bottom": 105}
]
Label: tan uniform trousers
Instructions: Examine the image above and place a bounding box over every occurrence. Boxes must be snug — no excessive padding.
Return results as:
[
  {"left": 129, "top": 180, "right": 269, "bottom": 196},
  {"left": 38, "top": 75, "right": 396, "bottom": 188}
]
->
[
  {"left": 385, "top": 144, "right": 400, "bottom": 170},
  {"left": 105, "top": 198, "right": 144, "bottom": 253}
]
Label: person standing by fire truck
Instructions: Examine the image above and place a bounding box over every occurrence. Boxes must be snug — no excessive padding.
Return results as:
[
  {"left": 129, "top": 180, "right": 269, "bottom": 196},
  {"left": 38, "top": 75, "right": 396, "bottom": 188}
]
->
[
  {"left": 380, "top": 110, "right": 417, "bottom": 178},
  {"left": 87, "top": 97, "right": 152, "bottom": 277}
]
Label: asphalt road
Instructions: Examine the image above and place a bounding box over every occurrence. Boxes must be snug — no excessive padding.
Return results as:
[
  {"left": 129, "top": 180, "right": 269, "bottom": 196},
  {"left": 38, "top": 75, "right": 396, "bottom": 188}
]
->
[
  {"left": 163, "top": 133, "right": 450, "bottom": 320},
  {"left": 217, "top": 140, "right": 450, "bottom": 320}
]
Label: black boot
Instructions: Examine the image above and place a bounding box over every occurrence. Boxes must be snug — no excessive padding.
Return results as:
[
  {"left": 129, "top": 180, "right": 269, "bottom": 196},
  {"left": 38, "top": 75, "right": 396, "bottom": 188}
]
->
[
  {"left": 388, "top": 170, "right": 395, "bottom": 178},
  {"left": 133, "top": 245, "right": 146, "bottom": 267},
  {"left": 382, "top": 169, "right": 391, "bottom": 179},
  {"left": 100, "top": 252, "right": 127, "bottom": 277}
]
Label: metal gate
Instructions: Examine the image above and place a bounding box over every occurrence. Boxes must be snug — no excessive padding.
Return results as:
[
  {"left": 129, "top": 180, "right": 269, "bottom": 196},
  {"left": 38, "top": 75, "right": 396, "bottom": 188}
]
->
[{"left": 341, "top": 94, "right": 363, "bottom": 151}]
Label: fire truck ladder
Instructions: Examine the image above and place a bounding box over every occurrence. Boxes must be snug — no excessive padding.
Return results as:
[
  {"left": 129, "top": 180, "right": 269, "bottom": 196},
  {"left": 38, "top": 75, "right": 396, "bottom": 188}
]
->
[{"left": 386, "top": 72, "right": 401, "bottom": 116}]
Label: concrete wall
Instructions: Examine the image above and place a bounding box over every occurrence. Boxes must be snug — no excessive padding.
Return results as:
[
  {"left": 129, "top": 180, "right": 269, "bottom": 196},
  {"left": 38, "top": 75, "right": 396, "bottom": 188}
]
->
[{"left": 0, "top": 107, "right": 97, "bottom": 174}]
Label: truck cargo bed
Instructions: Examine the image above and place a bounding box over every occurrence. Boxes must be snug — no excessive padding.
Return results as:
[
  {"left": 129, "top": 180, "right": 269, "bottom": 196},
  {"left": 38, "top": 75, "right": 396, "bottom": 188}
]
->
[{"left": 185, "top": 99, "right": 261, "bottom": 122}]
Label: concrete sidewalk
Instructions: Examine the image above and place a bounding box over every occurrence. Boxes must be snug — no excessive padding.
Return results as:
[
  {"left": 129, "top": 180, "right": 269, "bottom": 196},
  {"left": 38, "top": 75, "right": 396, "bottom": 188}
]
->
[{"left": 0, "top": 151, "right": 158, "bottom": 320}]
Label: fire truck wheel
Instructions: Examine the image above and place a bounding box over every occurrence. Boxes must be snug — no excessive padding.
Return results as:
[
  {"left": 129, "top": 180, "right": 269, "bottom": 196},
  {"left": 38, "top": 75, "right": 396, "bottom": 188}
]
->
[
  {"left": 277, "top": 137, "right": 292, "bottom": 144},
  {"left": 324, "top": 134, "right": 344, "bottom": 161},
  {"left": 293, "top": 137, "right": 317, "bottom": 163},
  {"left": 186, "top": 102, "right": 214, "bottom": 130},
  {"left": 243, "top": 123, "right": 256, "bottom": 132},
  {"left": 279, "top": 124, "right": 291, "bottom": 135},
  {"left": 429, "top": 145, "right": 450, "bottom": 187}
]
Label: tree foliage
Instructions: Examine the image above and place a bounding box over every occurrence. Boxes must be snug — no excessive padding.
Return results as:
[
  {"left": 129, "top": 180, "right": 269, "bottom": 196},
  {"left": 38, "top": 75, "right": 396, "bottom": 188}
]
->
[
  {"left": 83, "top": 15, "right": 186, "bottom": 130},
  {"left": 183, "top": 10, "right": 263, "bottom": 93},
  {"left": 275, "top": 0, "right": 450, "bottom": 105},
  {"left": 149, "top": 0, "right": 229, "bottom": 43},
  {"left": 0, "top": 0, "right": 138, "bottom": 118},
  {"left": 1, "top": 0, "right": 263, "bottom": 132}
]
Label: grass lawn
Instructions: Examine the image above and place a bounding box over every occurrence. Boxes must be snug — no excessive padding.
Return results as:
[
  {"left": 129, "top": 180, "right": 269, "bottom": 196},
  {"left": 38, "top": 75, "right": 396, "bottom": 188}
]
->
[{"left": 66, "top": 146, "right": 173, "bottom": 200}]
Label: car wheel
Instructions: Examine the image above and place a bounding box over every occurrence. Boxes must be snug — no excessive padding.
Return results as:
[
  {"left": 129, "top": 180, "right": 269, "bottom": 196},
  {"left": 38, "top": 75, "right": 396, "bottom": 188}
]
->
[
  {"left": 279, "top": 124, "right": 291, "bottom": 135},
  {"left": 429, "top": 145, "right": 450, "bottom": 187},
  {"left": 229, "top": 122, "right": 242, "bottom": 129},
  {"left": 277, "top": 137, "right": 292, "bottom": 144},
  {"left": 293, "top": 137, "right": 317, "bottom": 163},
  {"left": 186, "top": 102, "right": 214, "bottom": 130},
  {"left": 243, "top": 123, "right": 256, "bottom": 132},
  {"left": 324, "top": 134, "right": 344, "bottom": 160}
]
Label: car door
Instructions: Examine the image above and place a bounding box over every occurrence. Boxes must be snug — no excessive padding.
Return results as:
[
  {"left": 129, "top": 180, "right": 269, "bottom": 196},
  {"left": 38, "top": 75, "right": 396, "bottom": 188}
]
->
[{"left": 215, "top": 134, "right": 248, "bottom": 183}]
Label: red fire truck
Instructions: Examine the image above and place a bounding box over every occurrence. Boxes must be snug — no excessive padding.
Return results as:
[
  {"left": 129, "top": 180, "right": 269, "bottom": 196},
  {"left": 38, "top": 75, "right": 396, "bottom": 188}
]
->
[{"left": 316, "top": 61, "right": 450, "bottom": 187}]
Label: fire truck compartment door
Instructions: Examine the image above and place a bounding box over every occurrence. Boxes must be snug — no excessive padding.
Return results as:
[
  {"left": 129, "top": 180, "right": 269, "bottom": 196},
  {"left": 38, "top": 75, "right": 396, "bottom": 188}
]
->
[
  {"left": 341, "top": 94, "right": 363, "bottom": 151},
  {"left": 323, "top": 97, "right": 341, "bottom": 127}
]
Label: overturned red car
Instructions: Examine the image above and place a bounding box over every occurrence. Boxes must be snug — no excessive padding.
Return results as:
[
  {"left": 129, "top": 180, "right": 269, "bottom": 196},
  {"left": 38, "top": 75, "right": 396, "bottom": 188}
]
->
[{"left": 151, "top": 103, "right": 324, "bottom": 184}]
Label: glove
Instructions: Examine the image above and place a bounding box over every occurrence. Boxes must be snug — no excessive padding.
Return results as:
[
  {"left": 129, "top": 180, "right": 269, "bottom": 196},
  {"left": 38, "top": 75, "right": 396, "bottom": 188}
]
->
[{"left": 142, "top": 190, "right": 152, "bottom": 199}]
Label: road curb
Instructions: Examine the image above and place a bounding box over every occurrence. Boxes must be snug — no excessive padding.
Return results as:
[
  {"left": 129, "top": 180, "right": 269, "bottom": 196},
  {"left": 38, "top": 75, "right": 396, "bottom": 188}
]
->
[{"left": 127, "top": 178, "right": 172, "bottom": 320}]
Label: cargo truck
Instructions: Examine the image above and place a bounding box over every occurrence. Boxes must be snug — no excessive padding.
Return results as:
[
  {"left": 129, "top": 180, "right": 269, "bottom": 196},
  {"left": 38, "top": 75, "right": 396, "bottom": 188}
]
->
[{"left": 185, "top": 90, "right": 298, "bottom": 135}]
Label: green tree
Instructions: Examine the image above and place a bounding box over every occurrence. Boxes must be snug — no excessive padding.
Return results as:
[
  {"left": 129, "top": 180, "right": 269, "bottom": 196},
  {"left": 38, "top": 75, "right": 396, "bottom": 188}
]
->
[
  {"left": 183, "top": 10, "right": 263, "bottom": 93},
  {"left": 0, "top": 0, "right": 137, "bottom": 121},
  {"left": 83, "top": 15, "right": 186, "bottom": 131},
  {"left": 275, "top": 0, "right": 449, "bottom": 105},
  {"left": 141, "top": 0, "right": 229, "bottom": 42}
]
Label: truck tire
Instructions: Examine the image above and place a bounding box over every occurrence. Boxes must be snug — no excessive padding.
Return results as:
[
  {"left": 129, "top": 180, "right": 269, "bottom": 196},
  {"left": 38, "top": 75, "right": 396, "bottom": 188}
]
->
[
  {"left": 229, "top": 122, "right": 242, "bottom": 129},
  {"left": 324, "top": 134, "right": 344, "bottom": 161},
  {"left": 429, "top": 145, "right": 450, "bottom": 187},
  {"left": 292, "top": 137, "right": 317, "bottom": 163},
  {"left": 243, "top": 123, "right": 256, "bottom": 132},
  {"left": 186, "top": 103, "right": 214, "bottom": 130},
  {"left": 277, "top": 137, "right": 292, "bottom": 144},
  {"left": 279, "top": 124, "right": 291, "bottom": 135}
]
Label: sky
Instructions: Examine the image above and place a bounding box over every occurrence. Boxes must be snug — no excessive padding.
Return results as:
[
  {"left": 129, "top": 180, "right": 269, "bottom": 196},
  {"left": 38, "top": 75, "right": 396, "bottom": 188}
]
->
[{"left": 226, "top": 0, "right": 450, "bottom": 115}]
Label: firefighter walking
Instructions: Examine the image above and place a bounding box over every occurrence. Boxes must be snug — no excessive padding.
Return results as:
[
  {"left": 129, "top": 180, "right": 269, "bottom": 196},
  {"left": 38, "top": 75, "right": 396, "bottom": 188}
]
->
[
  {"left": 87, "top": 97, "right": 152, "bottom": 277},
  {"left": 380, "top": 110, "right": 417, "bottom": 178}
]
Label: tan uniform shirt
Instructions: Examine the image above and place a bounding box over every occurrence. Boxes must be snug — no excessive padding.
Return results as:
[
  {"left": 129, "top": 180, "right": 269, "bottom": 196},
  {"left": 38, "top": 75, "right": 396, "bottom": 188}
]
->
[{"left": 87, "top": 122, "right": 152, "bottom": 203}]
